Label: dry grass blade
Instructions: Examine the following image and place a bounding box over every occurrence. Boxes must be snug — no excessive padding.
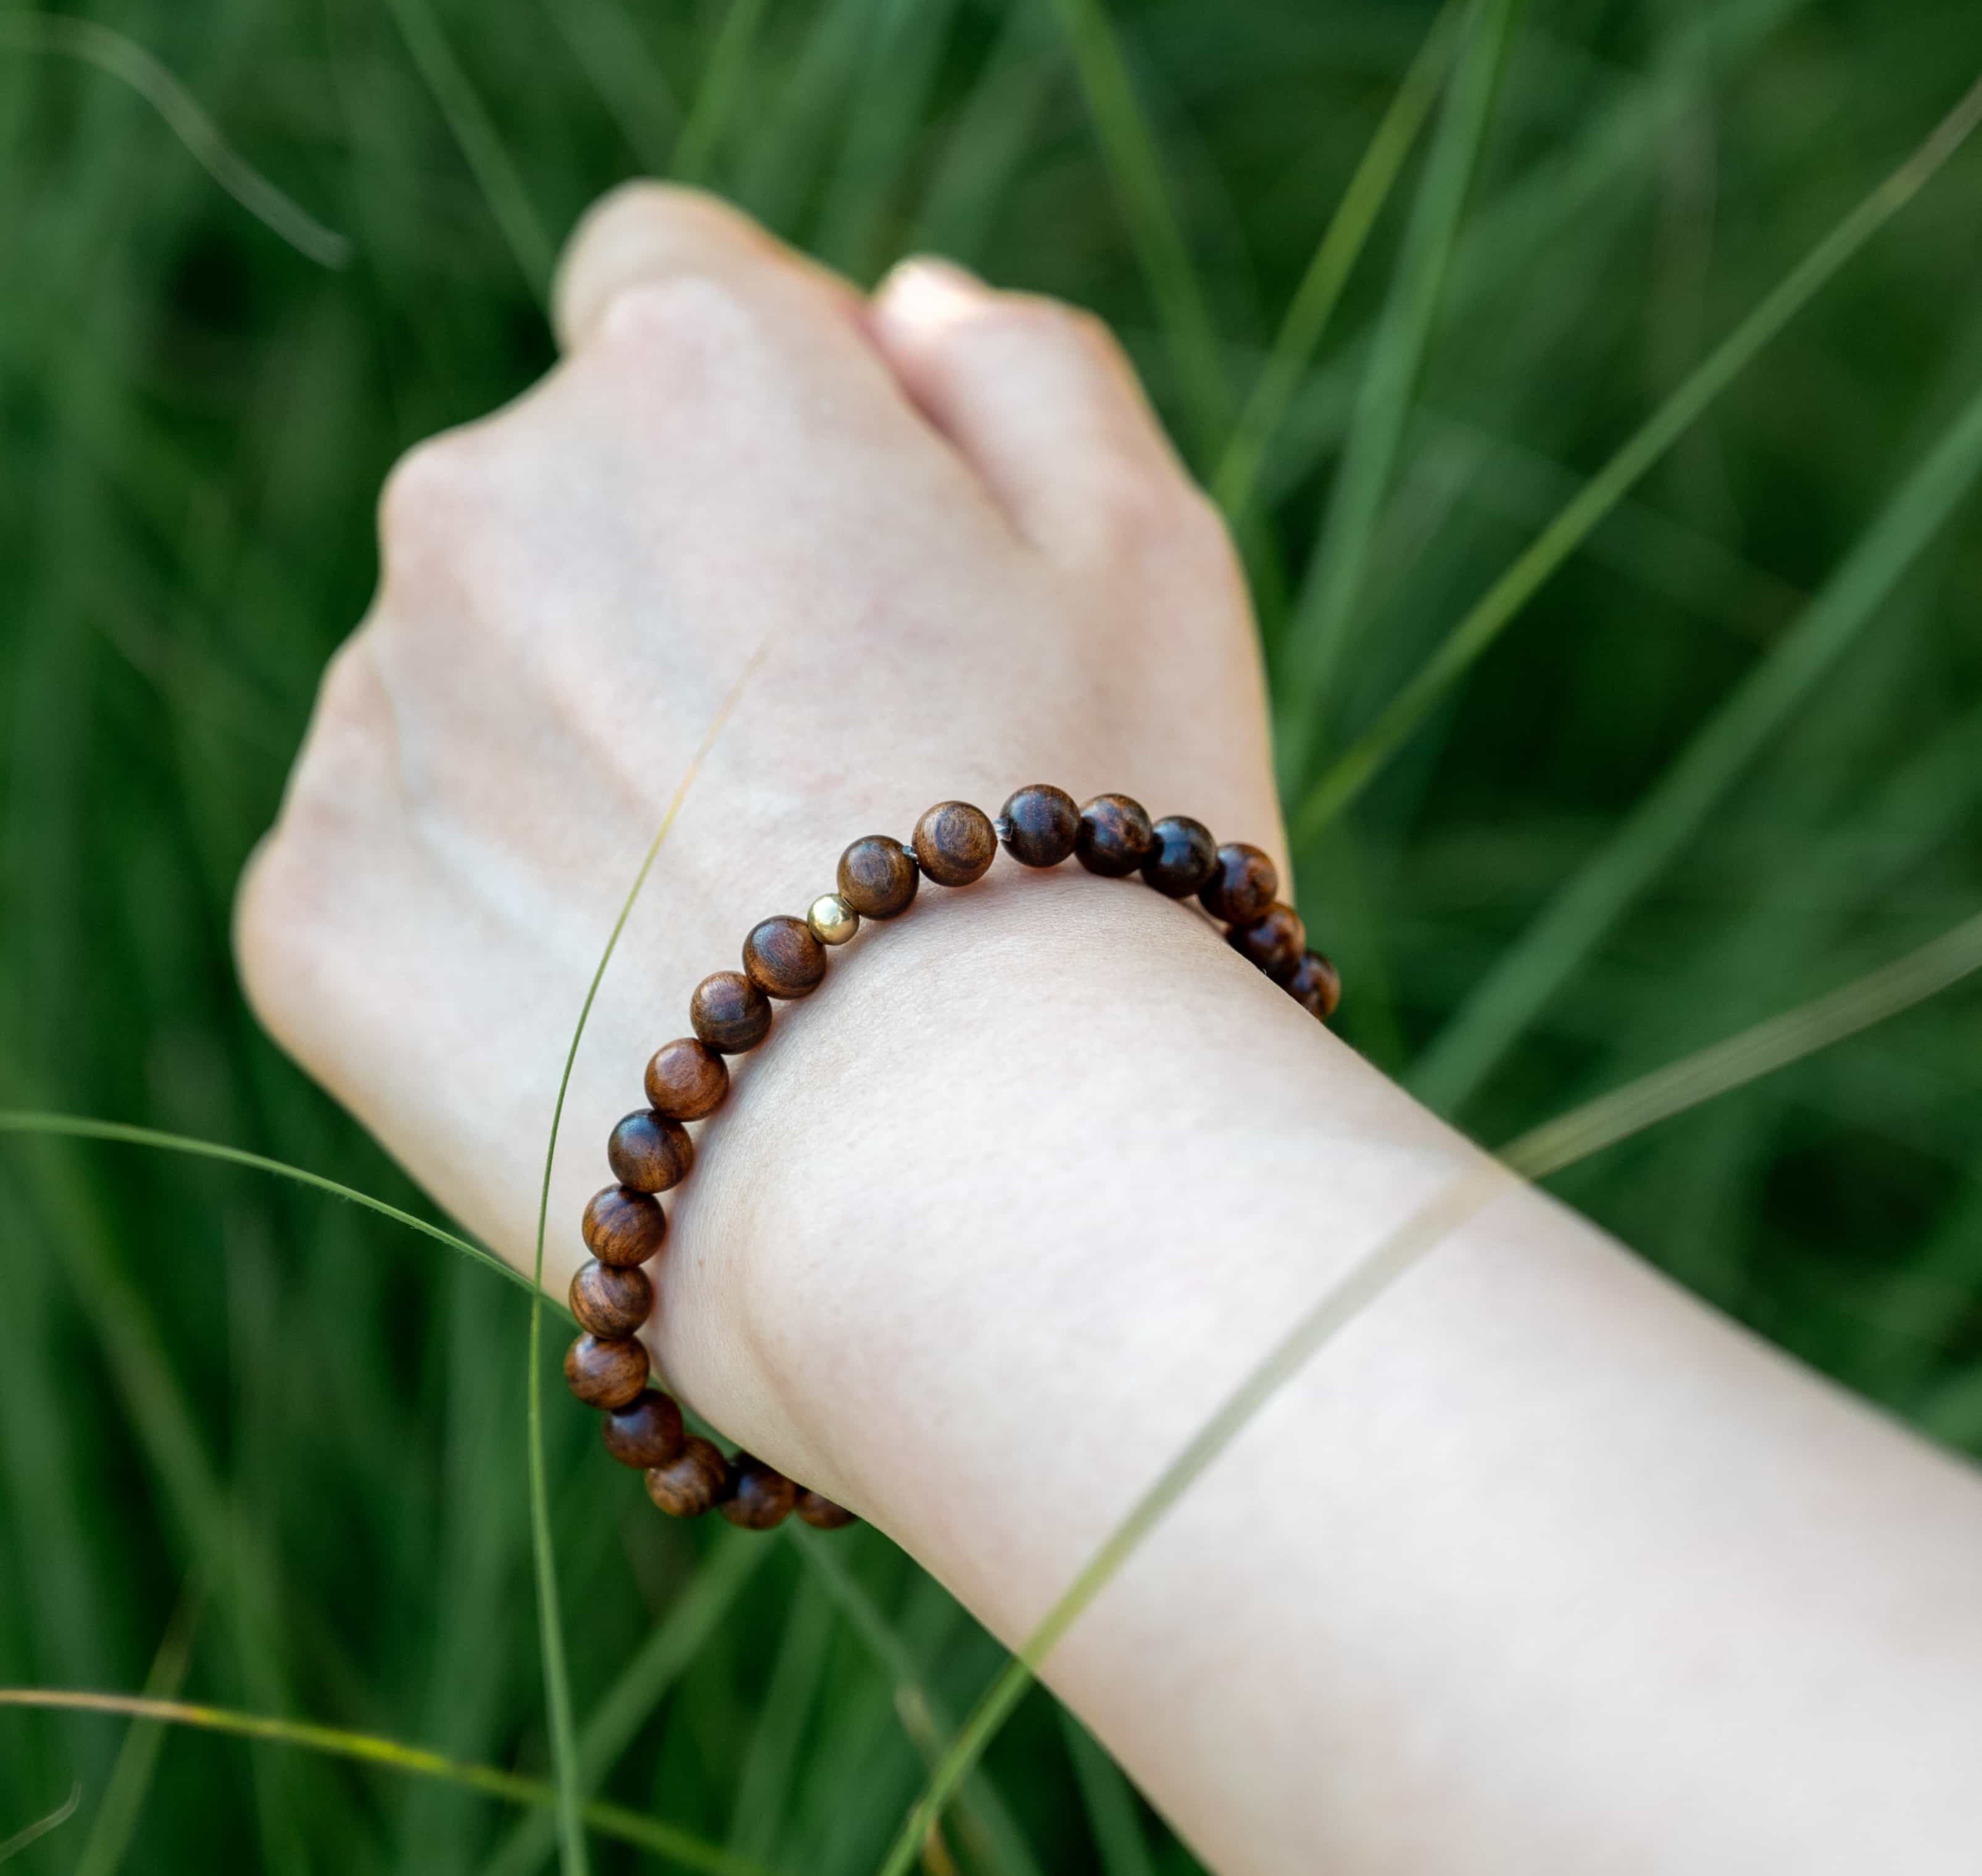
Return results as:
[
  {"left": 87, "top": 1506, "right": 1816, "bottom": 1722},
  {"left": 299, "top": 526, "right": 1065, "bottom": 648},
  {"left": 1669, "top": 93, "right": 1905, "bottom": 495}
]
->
[
  {"left": 873, "top": 903, "right": 1982, "bottom": 1874},
  {"left": 0, "top": 1780, "right": 81, "bottom": 1865},
  {"left": 1288, "top": 62, "right": 1982, "bottom": 846},
  {"left": 523, "top": 650, "right": 765, "bottom": 1876},
  {"left": 0, "top": 1691, "right": 767, "bottom": 1875},
  {"left": 0, "top": 14, "right": 351, "bottom": 266}
]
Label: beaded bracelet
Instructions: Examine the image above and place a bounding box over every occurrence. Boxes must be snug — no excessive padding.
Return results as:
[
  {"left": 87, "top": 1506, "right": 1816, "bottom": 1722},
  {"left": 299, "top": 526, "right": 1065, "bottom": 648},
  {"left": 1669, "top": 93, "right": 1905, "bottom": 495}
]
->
[{"left": 564, "top": 784, "right": 1341, "bottom": 1534}]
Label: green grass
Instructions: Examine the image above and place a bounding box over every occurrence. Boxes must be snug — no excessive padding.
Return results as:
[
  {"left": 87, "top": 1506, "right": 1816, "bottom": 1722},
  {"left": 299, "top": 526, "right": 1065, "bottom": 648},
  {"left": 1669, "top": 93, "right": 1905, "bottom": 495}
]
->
[{"left": 4, "top": 1, "right": 1982, "bottom": 1871}]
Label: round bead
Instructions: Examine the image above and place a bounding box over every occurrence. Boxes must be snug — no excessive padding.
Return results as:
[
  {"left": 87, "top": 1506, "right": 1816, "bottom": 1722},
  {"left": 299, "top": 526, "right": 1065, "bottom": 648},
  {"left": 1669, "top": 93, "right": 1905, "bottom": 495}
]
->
[
  {"left": 999, "top": 784, "right": 1079, "bottom": 867},
  {"left": 837, "top": 836, "right": 919, "bottom": 919},
  {"left": 1228, "top": 902, "right": 1306, "bottom": 981},
  {"left": 690, "top": 970, "right": 772, "bottom": 1053},
  {"left": 1140, "top": 815, "right": 1219, "bottom": 898},
  {"left": 601, "top": 1389, "right": 685, "bottom": 1469},
  {"left": 645, "top": 1436, "right": 728, "bottom": 1518},
  {"left": 912, "top": 801, "right": 998, "bottom": 887},
  {"left": 644, "top": 1038, "right": 728, "bottom": 1120},
  {"left": 607, "top": 1110, "right": 694, "bottom": 1191},
  {"left": 564, "top": 1333, "right": 649, "bottom": 1410},
  {"left": 1075, "top": 793, "right": 1155, "bottom": 878},
  {"left": 569, "top": 1258, "right": 652, "bottom": 1338},
  {"left": 719, "top": 1452, "right": 797, "bottom": 1531},
  {"left": 581, "top": 1186, "right": 666, "bottom": 1268},
  {"left": 742, "top": 915, "right": 827, "bottom": 999},
  {"left": 1200, "top": 843, "right": 1279, "bottom": 924},
  {"left": 1285, "top": 949, "right": 1342, "bottom": 1022},
  {"left": 794, "top": 1489, "right": 857, "bottom": 1531},
  {"left": 807, "top": 893, "right": 860, "bottom": 946}
]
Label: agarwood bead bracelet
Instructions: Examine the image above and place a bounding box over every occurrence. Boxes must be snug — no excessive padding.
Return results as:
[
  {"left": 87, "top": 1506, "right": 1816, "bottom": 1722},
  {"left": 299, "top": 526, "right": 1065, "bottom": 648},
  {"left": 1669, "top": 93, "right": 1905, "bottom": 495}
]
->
[{"left": 568, "top": 785, "right": 1342, "bottom": 1534}]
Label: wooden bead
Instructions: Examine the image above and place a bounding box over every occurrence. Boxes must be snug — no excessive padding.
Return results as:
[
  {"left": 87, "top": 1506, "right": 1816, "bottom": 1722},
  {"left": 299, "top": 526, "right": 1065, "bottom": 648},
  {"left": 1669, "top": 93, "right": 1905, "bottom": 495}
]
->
[
  {"left": 645, "top": 1436, "right": 728, "bottom": 1518},
  {"left": 607, "top": 1110, "right": 694, "bottom": 1191},
  {"left": 691, "top": 970, "right": 772, "bottom": 1053},
  {"left": 999, "top": 783, "right": 1079, "bottom": 867},
  {"left": 581, "top": 1186, "right": 666, "bottom": 1268},
  {"left": 601, "top": 1389, "right": 685, "bottom": 1469},
  {"left": 1200, "top": 842, "right": 1279, "bottom": 924},
  {"left": 743, "top": 915, "right": 827, "bottom": 999},
  {"left": 807, "top": 893, "right": 860, "bottom": 945},
  {"left": 1228, "top": 902, "right": 1306, "bottom": 981},
  {"left": 1076, "top": 793, "right": 1155, "bottom": 877},
  {"left": 564, "top": 1333, "right": 649, "bottom": 1410},
  {"left": 912, "top": 801, "right": 997, "bottom": 887},
  {"left": 794, "top": 1489, "right": 857, "bottom": 1531},
  {"left": 837, "top": 836, "right": 919, "bottom": 919},
  {"left": 719, "top": 1452, "right": 797, "bottom": 1530},
  {"left": 569, "top": 1258, "right": 652, "bottom": 1338},
  {"left": 644, "top": 1038, "right": 728, "bottom": 1120},
  {"left": 1285, "top": 949, "right": 1342, "bottom": 1021},
  {"left": 1141, "top": 814, "right": 1218, "bottom": 898}
]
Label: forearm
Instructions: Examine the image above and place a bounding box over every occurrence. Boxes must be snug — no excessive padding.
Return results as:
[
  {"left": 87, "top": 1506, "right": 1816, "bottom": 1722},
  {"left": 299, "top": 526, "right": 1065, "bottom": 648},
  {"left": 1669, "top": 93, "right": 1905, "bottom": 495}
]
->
[{"left": 584, "top": 867, "right": 1982, "bottom": 1874}]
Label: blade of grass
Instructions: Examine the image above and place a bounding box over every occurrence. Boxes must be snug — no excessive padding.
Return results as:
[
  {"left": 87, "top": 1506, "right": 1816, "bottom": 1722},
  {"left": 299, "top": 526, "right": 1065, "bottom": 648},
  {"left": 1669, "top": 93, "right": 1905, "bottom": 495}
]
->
[
  {"left": 1273, "top": 0, "right": 1521, "bottom": 791},
  {"left": 0, "top": 15, "right": 351, "bottom": 267},
  {"left": 1058, "top": 1710, "right": 1155, "bottom": 1876},
  {"left": 482, "top": 1528, "right": 771, "bottom": 1876},
  {"left": 0, "top": 1112, "right": 529, "bottom": 1299},
  {"left": 524, "top": 650, "right": 764, "bottom": 1876},
  {"left": 793, "top": 1532, "right": 1043, "bottom": 1876},
  {"left": 0, "top": 1780, "right": 80, "bottom": 1866},
  {"left": 673, "top": 0, "right": 770, "bottom": 184},
  {"left": 874, "top": 903, "right": 1982, "bottom": 1875},
  {"left": 1209, "top": 0, "right": 1461, "bottom": 526},
  {"left": 1042, "top": 0, "right": 1229, "bottom": 459},
  {"left": 72, "top": 1587, "right": 202, "bottom": 1876},
  {"left": 725, "top": 1574, "right": 834, "bottom": 1864},
  {"left": 0, "top": 1690, "right": 767, "bottom": 1876},
  {"left": 381, "top": 0, "right": 556, "bottom": 300},
  {"left": 1288, "top": 62, "right": 1982, "bottom": 847},
  {"left": 1409, "top": 366, "right": 1982, "bottom": 1114}
]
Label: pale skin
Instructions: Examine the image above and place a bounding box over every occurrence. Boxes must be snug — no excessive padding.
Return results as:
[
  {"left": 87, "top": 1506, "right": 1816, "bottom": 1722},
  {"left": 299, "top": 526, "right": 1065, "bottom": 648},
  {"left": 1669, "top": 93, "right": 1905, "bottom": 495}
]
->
[{"left": 235, "top": 185, "right": 1982, "bottom": 1874}]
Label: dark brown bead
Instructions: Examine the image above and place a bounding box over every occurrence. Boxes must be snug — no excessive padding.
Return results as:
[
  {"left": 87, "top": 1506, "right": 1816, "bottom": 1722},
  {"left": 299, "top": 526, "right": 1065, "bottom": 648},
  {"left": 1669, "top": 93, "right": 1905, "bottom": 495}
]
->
[
  {"left": 1140, "top": 815, "right": 1219, "bottom": 898},
  {"left": 999, "top": 783, "right": 1079, "bottom": 867},
  {"left": 1228, "top": 902, "right": 1307, "bottom": 981},
  {"left": 837, "top": 836, "right": 919, "bottom": 919},
  {"left": 1285, "top": 949, "right": 1342, "bottom": 1022},
  {"left": 569, "top": 1258, "right": 652, "bottom": 1338},
  {"left": 564, "top": 1333, "right": 649, "bottom": 1410},
  {"left": 607, "top": 1110, "right": 694, "bottom": 1192},
  {"left": 794, "top": 1489, "right": 857, "bottom": 1531},
  {"left": 581, "top": 1186, "right": 666, "bottom": 1268},
  {"left": 912, "top": 801, "right": 997, "bottom": 887},
  {"left": 601, "top": 1389, "right": 685, "bottom": 1469},
  {"left": 719, "top": 1452, "right": 797, "bottom": 1531},
  {"left": 1199, "top": 842, "right": 1279, "bottom": 924},
  {"left": 690, "top": 970, "right": 772, "bottom": 1053},
  {"left": 645, "top": 1436, "right": 728, "bottom": 1518},
  {"left": 742, "top": 915, "right": 827, "bottom": 999},
  {"left": 1076, "top": 793, "right": 1155, "bottom": 877},
  {"left": 644, "top": 1038, "right": 728, "bottom": 1120}
]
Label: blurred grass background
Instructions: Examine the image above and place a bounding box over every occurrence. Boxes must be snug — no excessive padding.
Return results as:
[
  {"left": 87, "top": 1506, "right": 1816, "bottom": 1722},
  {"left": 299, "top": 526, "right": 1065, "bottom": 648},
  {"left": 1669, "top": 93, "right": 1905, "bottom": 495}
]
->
[{"left": 4, "top": 0, "right": 1982, "bottom": 1868}]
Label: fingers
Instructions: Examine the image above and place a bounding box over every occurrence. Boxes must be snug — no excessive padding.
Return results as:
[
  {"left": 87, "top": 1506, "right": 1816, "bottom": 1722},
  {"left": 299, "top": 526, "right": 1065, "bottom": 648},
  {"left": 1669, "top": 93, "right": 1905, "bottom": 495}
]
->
[
  {"left": 868, "top": 257, "right": 1209, "bottom": 563},
  {"left": 553, "top": 180, "right": 869, "bottom": 355}
]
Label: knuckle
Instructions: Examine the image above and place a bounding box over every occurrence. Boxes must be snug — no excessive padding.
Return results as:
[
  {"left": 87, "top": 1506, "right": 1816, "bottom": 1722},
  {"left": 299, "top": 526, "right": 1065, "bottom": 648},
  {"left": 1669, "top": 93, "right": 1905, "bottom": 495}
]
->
[
  {"left": 375, "top": 426, "right": 491, "bottom": 566},
  {"left": 590, "top": 271, "right": 758, "bottom": 364}
]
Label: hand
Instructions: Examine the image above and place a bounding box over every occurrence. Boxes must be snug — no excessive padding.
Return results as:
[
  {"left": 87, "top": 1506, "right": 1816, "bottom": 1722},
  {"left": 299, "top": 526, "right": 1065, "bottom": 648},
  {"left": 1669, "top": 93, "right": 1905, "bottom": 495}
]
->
[{"left": 234, "top": 180, "right": 1285, "bottom": 1476}]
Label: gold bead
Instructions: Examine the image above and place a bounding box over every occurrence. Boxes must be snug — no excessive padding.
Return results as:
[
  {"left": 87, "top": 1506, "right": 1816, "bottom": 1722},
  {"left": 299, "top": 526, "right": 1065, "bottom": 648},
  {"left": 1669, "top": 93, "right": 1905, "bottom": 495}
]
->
[{"left": 806, "top": 893, "right": 859, "bottom": 946}]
